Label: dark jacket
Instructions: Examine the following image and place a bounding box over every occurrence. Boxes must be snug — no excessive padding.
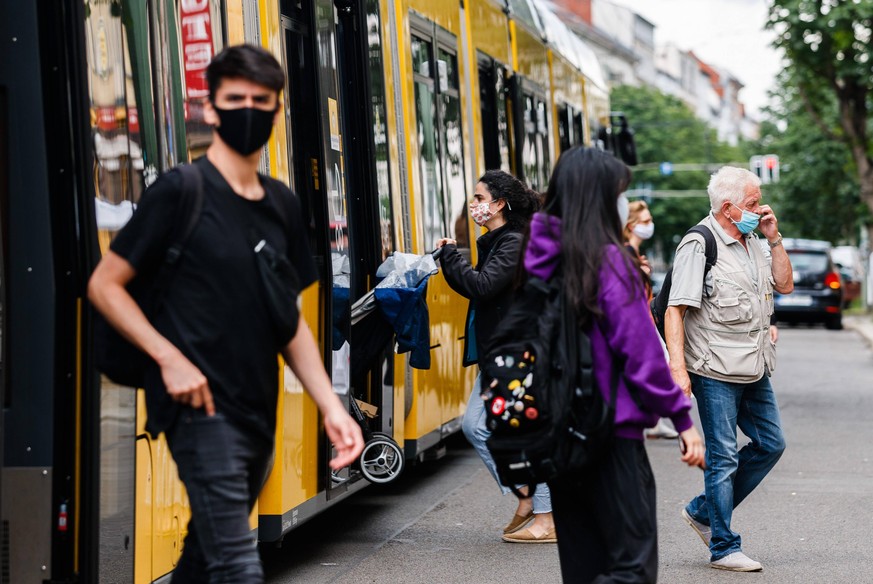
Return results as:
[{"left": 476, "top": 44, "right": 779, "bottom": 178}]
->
[{"left": 440, "top": 225, "right": 524, "bottom": 366}]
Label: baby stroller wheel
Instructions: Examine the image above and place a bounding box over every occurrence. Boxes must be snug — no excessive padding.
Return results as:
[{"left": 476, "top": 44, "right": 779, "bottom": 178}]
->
[{"left": 360, "top": 433, "right": 404, "bottom": 484}]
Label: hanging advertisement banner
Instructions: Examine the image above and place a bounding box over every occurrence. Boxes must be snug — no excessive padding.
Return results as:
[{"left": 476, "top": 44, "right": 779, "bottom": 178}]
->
[{"left": 180, "top": 0, "right": 214, "bottom": 99}]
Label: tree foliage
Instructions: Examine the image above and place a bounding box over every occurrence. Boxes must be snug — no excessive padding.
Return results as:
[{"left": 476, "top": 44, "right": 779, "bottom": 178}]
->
[
  {"left": 754, "top": 69, "right": 865, "bottom": 243},
  {"left": 767, "top": 0, "right": 873, "bottom": 243},
  {"left": 610, "top": 85, "right": 746, "bottom": 264}
]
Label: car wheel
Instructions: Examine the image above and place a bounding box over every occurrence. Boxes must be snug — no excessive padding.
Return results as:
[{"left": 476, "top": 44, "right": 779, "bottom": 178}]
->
[{"left": 825, "top": 314, "right": 843, "bottom": 330}]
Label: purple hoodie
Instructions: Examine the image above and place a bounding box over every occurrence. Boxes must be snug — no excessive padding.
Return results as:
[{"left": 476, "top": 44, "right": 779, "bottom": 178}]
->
[{"left": 525, "top": 213, "right": 693, "bottom": 440}]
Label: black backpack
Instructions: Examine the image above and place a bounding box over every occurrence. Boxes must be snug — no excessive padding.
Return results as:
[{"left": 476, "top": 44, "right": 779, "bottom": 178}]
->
[
  {"left": 650, "top": 225, "right": 717, "bottom": 339},
  {"left": 92, "top": 164, "right": 204, "bottom": 387},
  {"left": 480, "top": 273, "right": 618, "bottom": 496}
]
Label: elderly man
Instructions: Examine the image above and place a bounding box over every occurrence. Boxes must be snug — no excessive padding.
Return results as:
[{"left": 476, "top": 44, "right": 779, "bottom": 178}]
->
[{"left": 665, "top": 166, "right": 793, "bottom": 572}]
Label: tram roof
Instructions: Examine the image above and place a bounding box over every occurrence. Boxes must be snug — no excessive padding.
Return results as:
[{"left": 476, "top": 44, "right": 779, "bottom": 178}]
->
[{"left": 519, "top": 0, "right": 607, "bottom": 92}]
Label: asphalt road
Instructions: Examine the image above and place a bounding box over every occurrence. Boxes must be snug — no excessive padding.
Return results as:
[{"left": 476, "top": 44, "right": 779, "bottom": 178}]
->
[{"left": 264, "top": 325, "right": 873, "bottom": 583}]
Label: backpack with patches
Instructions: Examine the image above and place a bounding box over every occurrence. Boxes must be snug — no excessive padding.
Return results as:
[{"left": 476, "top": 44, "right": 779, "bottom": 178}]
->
[{"left": 480, "top": 273, "right": 618, "bottom": 495}]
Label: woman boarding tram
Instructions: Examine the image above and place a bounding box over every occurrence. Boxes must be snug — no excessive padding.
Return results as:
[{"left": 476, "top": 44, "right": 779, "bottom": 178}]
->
[{"left": 436, "top": 171, "right": 555, "bottom": 543}]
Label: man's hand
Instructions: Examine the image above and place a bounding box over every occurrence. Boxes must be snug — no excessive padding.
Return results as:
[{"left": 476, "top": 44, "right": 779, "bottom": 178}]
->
[
  {"left": 435, "top": 238, "right": 456, "bottom": 248},
  {"left": 671, "top": 366, "right": 692, "bottom": 398},
  {"left": 323, "top": 406, "right": 365, "bottom": 470},
  {"left": 159, "top": 350, "right": 215, "bottom": 415},
  {"left": 757, "top": 204, "right": 779, "bottom": 241},
  {"left": 769, "top": 324, "right": 779, "bottom": 344},
  {"left": 678, "top": 427, "right": 706, "bottom": 469}
]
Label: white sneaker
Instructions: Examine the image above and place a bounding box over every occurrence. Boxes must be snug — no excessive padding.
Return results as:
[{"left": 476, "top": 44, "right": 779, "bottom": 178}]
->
[
  {"left": 710, "top": 552, "right": 763, "bottom": 572},
  {"left": 644, "top": 419, "right": 679, "bottom": 439},
  {"left": 681, "top": 508, "right": 711, "bottom": 547}
]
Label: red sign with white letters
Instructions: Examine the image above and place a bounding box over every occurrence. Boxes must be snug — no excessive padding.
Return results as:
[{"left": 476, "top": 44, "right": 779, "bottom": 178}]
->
[{"left": 179, "top": 0, "right": 214, "bottom": 99}]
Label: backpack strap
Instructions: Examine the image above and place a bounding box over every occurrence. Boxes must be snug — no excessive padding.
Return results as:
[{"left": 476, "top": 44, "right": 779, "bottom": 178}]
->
[
  {"left": 167, "top": 163, "right": 205, "bottom": 265},
  {"left": 685, "top": 224, "right": 717, "bottom": 297},
  {"left": 261, "top": 175, "right": 293, "bottom": 235},
  {"left": 152, "top": 163, "right": 204, "bottom": 299}
]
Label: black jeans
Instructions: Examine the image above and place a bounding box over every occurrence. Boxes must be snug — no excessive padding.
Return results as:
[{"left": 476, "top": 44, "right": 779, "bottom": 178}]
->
[
  {"left": 549, "top": 439, "right": 658, "bottom": 584},
  {"left": 166, "top": 410, "right": 273, "bottom": 584}
]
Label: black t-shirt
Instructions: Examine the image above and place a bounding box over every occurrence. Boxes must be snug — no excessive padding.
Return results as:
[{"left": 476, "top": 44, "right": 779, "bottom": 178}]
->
[{"left": 111, "top": 157, "right": 318, "bottom": 443}]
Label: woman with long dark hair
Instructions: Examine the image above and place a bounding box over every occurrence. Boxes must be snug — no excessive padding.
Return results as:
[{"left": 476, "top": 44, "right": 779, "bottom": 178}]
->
[
  {"left": 524, "top": 147, "right": 705, "bottom": 581},
  {"left": 437, "top": 170, "right": 555, "bottom": 543}
]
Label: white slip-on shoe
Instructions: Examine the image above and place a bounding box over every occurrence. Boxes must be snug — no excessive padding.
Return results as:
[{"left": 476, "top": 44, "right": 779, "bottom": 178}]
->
[
  {"left": 710, "top": 552, "right": 763, "bottom": 572},
  {"left": 681, "top": 508, "right": 711, "bottom": 547}
]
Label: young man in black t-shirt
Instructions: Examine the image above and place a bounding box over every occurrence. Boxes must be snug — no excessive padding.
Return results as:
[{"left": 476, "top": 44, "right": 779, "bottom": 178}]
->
[{"left": 88, "top": 45, "right": 363, "bottom": 582}]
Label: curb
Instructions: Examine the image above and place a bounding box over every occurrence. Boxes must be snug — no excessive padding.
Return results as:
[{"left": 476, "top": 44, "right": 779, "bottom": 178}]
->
[{"left": 844, "top": 315, "right": 873, "bottom": 349}]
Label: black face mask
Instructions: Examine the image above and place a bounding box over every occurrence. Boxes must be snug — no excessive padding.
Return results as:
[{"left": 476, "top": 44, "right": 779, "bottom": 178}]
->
[{"left": 213, "top": 106, "right": 276, "bottom": 155}]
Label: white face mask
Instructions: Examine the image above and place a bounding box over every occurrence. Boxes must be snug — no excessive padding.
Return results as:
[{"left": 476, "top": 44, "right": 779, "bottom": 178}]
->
[
  {"left": 617, "top": 194, "right": 630, "bottom": 229},
  {"left": 632, "top": 222, "right": 655, "bottom": 240}
]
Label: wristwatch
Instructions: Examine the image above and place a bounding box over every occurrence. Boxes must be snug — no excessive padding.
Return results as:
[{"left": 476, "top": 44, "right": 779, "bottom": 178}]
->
[{"left": 767, "top": 233, "right": 783, "bottom": 248}]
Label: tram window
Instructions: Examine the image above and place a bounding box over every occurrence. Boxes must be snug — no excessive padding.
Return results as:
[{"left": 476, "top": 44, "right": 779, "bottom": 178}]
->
[
  {"left": 517, "top": 89, "right": 549, "bottom": 191},
  {"left": 521, "top": 94, "right": 538, "bottom": 190},
  {"left": 478, "top": 60, "right": 511, "bottom": 173},
  {"left": 410, "top": 21, "right": 468, "bottom": 251},
  {"left": 179, "top": 0, "right": 226, "bottom": 157},
  {"left": 437, "top": 47, "right": 467, "bottom": 247},
  {"left": 412, "top": 35, "right": 445, "bottom": 251},
  {"left": 508, "top": 0, "right": 538, "bottom": 33},
  {"left": 494, "top": 68, "right": 510, "bottom": 171},
  {"left": 573, "top": 111, "right": 585, "bottom": 146},
  {"left": 557, "top": 104, "right": 571, "bottom": 152},
  {"left": 365, "top": 0, "right": 394, "bottom": 260},
  {"left": 85, "top": 1, "right": 146, "bottom": 242},
  {"left": 85, "top": 0, "right": 226, "bottom": 250},
  {"left": 536, "top": 98, "right": 550, "bottom": 189}
]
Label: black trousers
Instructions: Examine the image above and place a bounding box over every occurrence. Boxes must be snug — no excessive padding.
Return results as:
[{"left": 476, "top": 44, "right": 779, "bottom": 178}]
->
[
  {"left": 549, "top": 438, "right": 658, "bottom": 584},
  {"left": 166, "top": 409, "right": 274, "bottom": 584}
]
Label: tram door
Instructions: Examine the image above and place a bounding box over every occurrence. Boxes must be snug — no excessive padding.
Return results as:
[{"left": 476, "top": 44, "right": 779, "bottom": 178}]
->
[
  {"left": 281, "top": 0, "right": 356, "bottom": 495},
  {"left": 282, "top": 0, "right": 396, "bottom": 496}
]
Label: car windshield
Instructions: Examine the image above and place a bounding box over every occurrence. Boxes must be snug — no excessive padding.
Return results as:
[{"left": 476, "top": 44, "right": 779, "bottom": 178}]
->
[{"left": 788, "top": 250, "right": 829, "bottom": 273}]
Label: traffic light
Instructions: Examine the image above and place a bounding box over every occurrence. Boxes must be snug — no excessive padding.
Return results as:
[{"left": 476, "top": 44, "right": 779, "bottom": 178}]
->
[
  {"left": 763, "top": 154, "right": 780, "bottom": 183},
  {"left": 749, "top": 154, "right": 780, "bottom": 184}
]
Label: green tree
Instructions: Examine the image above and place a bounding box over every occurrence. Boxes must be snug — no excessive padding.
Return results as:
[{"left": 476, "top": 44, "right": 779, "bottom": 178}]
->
[
  {"left": 611, "top": 85, "right": 745, "bottom": 263},
  {"left": 754, "top": 71, "right": 863, "bottom": 242},
  {"left": 768, "top": 0, "right": 873, "bottom": 244}
]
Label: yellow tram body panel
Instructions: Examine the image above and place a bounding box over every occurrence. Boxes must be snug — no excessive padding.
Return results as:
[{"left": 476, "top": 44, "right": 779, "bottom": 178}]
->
[
  {"left": 468, "top": 0, "right": 513, "bottom": 65},
  {"left": 511, "top": 23, "right": 550, "bottom": 91},
  {"left": 258, "top": 283, "right": 322, "bottom": 521}
]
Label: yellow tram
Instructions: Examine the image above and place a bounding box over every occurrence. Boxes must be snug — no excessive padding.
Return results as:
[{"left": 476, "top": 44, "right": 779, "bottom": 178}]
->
[{"left": 0, "top": 0, "right": 619, "bottom": 581}]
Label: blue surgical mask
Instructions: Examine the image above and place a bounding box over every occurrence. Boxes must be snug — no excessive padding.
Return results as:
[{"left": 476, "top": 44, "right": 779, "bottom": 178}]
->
[{"left": 731, "top": 204, "right": 760, "bottom": 234}]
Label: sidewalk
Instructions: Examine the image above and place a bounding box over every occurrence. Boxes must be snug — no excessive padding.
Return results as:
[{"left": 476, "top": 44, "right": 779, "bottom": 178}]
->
[{"left": 844, "top": 312, "right": 873, "bottom": 348}]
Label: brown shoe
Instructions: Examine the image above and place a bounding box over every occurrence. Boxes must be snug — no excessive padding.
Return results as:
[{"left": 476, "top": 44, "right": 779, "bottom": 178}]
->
[
  {"left": 503, "top": 511, "right": 534, "bottom": 535},
  {"left": 502, "top": 527, "right": 557, "bottom": 543}
]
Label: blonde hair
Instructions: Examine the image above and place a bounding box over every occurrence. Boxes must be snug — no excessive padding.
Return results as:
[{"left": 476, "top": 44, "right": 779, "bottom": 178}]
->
[
  {"left": 623, "top": 200, "right": 649, "bottom": 242},
  {"left": 708, "top": 166, "right": 761, "bottom": 212}
]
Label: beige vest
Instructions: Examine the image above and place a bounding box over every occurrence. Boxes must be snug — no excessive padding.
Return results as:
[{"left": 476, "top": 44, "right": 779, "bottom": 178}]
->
[{"left": 683, "top": 214, "right": 776, "bottom": 383}]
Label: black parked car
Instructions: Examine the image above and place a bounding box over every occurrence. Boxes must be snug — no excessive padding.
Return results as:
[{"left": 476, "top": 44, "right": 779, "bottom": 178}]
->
[{"left": 774, "top": 238, "right": 843, "bottom": 330}]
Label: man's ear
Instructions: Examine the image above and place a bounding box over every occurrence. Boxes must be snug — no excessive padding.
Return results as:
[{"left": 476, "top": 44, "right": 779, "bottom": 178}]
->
[{"left": 203, "top": 100, "right": 219, "bottom": 127}]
